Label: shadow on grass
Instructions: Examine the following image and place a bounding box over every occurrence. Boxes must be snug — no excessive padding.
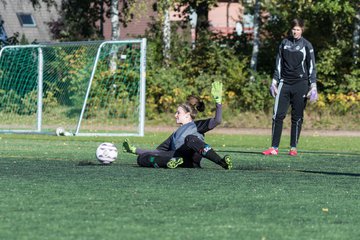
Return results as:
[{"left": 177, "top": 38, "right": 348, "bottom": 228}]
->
[
  {"left": 218, "top": 150, "right": 263, "bottom": 155},
  {"left": 218, "top": 150, "right": 360, "bottom": 156},
  {"left": 75, "top": 161, "right": 360, "bottom": 177},
  {"left": 235, "top": 166, "right": 360, "bottom": 177},
  {"left": 77, "top": 161, "right": 110, "bottom": 166},
  {"left": 77, "top": 161, "right": 137, "bottom": 168},
  {"left": 296, "top": 170, "right": 360, "bottom": 177}
]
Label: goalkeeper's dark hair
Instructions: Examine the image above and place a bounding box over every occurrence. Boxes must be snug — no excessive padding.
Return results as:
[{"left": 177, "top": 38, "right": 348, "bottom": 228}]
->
[
  {"left": 187, "top": 95, "right": 205, "bottom": 112},
  {"left": 179, "top": 95, "right": 205, "bottom": 119},
  {"left": 291, "top": 18, "right": 305, "bottom": 31}
]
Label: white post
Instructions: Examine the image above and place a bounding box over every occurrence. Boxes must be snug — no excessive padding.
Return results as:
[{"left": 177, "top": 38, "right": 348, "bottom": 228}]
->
[
  {"left": 139, "top": 38, "right": 147, "bottom": 137},
  {"left": 75, "top": 39, "right": 146, "bottom": 136},
  {"left": 37, "top": 47, "right": 43, "bottom": 132},
  {"left": 75, "top": 42, "right": 106, "bottom": 135}
]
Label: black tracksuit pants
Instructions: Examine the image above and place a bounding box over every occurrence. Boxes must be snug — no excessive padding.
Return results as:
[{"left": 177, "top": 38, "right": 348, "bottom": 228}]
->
[
  {"left": 137, "top": 135, "right": 224, "bottom": 168},
  {"left": 137, "top": 135, "right": 204, "bottom": 168},
  {"left": 272, "top": 80, "right": 308, "bottom": 148}
]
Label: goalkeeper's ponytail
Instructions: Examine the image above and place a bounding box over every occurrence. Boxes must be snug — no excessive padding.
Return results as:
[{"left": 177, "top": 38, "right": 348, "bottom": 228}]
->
[
  {"left": 181, "top": 95, "right": 205, "bottom": 119},
  {"left": 187, "top": 95, "right": 205, "bottom": 111},
  {"left": 195, "top": 101, "right": 205, "bottom": 113}
]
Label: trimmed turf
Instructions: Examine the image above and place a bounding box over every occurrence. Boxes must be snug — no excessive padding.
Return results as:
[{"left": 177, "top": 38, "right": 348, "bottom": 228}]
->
[{"left": 0, "top": 133, "right": 359, "bottom": 240}]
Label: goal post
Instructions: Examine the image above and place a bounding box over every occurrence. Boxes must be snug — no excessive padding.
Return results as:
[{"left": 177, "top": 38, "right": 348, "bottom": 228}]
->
[{"left": 0, "top": 39, "right": 147, "bottom": 136}]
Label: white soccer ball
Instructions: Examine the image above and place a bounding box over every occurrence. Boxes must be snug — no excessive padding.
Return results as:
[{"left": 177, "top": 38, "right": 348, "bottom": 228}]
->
[
  {"left": 56, "top": 127, "right": 65, "bottom": 136},
  {"left": 96, "top": 142, "right": 118, "bottom": 164}
]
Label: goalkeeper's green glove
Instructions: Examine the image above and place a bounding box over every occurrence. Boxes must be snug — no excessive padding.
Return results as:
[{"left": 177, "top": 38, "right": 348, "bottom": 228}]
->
[
  {"left": 211, "top": 81, "right": 223, "bottom": 104},
  {"left": 123, "top": 138, "right": 136, "bottom": 154}
]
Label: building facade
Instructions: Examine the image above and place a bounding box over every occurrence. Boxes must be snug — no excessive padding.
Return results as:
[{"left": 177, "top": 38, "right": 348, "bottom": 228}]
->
[
  {"left": 102, "top": 1, "right": 245, "bottom": 40},
  {"left": 0, "top": 0, "right": 60, "bottom": 43},
  {"left": 0, "top": 1, "right": 248, "bottom": 43}
]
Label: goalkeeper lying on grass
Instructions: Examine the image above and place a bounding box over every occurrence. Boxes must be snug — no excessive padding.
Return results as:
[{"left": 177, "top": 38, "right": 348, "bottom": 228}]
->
[{"left": 123, "top": 81, "right": 232, "bottom": 170}]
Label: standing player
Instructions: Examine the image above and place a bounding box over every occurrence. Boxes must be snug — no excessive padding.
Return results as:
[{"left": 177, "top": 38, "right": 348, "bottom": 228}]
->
[
  {"left": 263, "top": 18, "right": 318, "bottom": 156},
  {"left": 123, "top": 81, "right": 232, "bottom": 169}
]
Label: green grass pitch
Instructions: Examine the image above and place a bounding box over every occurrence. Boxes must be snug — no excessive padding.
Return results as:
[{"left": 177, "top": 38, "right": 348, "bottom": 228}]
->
[{"left": 0, "top": 132, "right": 359, "bottom": 240}]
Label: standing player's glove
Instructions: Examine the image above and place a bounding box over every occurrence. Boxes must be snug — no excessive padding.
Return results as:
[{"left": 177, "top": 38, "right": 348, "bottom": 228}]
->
[
  {"left": 211, "top": 81, "right": 223, "bottom": 104},
  {"left": 307, "top": 83, "right": 318, "bottom": 103},
  {"left": 270, "top": 79, "right": 278, "bottom": 98}
]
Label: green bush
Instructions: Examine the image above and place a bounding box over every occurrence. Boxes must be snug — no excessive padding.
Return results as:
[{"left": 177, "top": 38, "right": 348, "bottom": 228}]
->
[{"left": 146, "top": 31, "right": 275, "bottom": 118}]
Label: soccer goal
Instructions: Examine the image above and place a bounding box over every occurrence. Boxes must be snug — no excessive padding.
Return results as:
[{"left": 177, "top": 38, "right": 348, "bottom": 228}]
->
[{"left": 0, "top": 39, "right": 147, "bottom": 136}]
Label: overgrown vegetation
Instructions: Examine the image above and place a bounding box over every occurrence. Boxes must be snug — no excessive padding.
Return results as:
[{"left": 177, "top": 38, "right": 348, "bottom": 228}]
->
[
  {"left": 1, "top": 1, "right": 359, "bottom": 129},
  {"left": 142, "top": 0, "right": 359, "bottom": 129}
]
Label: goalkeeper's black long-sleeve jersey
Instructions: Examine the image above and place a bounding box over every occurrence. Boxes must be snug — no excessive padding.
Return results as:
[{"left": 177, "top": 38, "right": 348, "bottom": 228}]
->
[
  {"left": 156, "top": 103, "right": 222, "bottom": 151},
  {"left": 135, "top": 103, "right": 222, "bottom": 155},
  {"left": 273, "top": 36, "right": 316, "bottom": 84}
]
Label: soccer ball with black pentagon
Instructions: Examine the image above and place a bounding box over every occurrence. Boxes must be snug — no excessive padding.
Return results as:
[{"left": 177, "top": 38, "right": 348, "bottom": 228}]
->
[
  {"left": 56, "top": 127, "right": 65, "bottom": 136},
  {"left": 96, "top": 142, "right": 118, "bottom": 164}
]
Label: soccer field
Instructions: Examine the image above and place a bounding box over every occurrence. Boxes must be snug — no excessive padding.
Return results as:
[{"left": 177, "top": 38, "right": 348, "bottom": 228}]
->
[{"left": 0, "top": 132, "right": 359, "bottom": 240}]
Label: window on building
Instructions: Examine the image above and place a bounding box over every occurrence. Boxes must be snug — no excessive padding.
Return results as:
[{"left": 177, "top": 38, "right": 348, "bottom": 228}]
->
[{"left": 17, "top": 13, "right": 36, "bottom": 27}]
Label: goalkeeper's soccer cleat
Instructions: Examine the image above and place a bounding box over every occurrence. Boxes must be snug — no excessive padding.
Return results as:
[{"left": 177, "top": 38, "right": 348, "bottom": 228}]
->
[
  {"left": 122, "top": 138, "right": 136, "bottom": 154},
  {"left": 167, "top": 158, "right": 184, "bottom": 169},
  {"left": 220, "top": 155, "right": 232, "bottom": 170},
  {"left": 262, "top": 147, "right": 279, "bottom": 155},
  {"left": 288, "top": 148, "right": 298, "bottom": 156}
]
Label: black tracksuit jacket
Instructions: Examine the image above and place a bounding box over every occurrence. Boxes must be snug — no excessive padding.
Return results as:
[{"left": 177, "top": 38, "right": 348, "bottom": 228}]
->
[{"left": 273, "top": 36, "right": 316, "bottom": 84}]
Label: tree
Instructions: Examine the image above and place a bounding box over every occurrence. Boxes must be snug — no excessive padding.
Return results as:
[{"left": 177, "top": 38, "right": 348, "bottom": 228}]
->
[
  {"left": 28, "top": 0, "right": 140, "bottom": 41},
  {"left": 353, "top": 4, "right": 360, "bottom": 65},
  {"left": 28, "top": 0, "right": 58, "bottom": 8},
  {"left": 157, "top": 0, "right": 173, "bottom": 65},
  {"left": 47, "top": 0, "right": 104, "bottom": 40},
  {"left": 249, "top": 0, "right": 260, "bottom": 77},
  {"left": 175, "top": 0, "right": 217, "bottom": 44},
  {"left": 110, "top": 0, "right": 120, "bottom": 40}
]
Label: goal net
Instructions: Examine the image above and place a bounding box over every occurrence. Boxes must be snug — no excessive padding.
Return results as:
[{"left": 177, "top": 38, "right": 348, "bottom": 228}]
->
[{"left": 0, "top": 39, "right": 146, "bottom": 136}]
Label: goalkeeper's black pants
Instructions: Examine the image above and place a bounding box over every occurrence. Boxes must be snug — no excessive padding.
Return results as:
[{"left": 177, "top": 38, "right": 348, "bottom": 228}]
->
[
  {"left": 137, "top": 135, "right": 223, "bottom": 168},
  {"left": 271, "top": 80, "right": 308, "bottom": 148}
]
